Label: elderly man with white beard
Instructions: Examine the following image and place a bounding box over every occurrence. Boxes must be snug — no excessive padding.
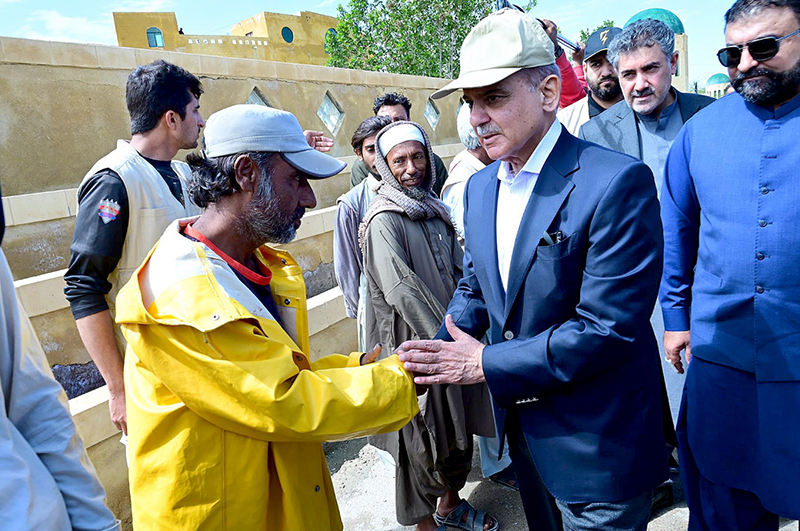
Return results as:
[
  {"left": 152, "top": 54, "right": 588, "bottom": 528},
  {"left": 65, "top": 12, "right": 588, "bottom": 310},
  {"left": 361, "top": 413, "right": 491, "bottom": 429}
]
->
[{"left": 360, "top": 120, "right": 497, "bottom": 531}]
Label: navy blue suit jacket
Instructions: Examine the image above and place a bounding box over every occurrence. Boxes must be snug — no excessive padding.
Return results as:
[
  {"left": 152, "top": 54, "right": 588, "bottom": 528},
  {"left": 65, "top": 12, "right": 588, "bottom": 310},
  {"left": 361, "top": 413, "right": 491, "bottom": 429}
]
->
[{"left": 437, "top": 126, "right": 669, "bottom": 503}]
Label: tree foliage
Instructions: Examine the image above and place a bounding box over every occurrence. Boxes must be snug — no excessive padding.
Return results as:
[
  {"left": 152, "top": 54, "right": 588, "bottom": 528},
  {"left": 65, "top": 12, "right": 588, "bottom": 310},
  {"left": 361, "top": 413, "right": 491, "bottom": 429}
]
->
[
  {"left": 579, "top": 19, "right": 615, "bottom": 44},
  {"left": 325, "top": 0, "right": 536, "bottom": 79}
]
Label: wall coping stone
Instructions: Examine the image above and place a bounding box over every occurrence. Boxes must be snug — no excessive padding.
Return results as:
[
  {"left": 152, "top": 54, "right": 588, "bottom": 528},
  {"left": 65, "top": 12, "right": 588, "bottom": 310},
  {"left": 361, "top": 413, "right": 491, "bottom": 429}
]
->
[{"left": 0, "top": 36, "right": 454, "bottom": 90}]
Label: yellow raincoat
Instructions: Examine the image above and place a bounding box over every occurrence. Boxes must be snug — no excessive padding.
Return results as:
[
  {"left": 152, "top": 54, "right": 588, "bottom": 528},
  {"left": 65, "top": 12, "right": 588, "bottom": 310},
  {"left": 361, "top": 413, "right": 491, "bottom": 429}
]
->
[{"left": 116, "top": 219, "right": 419, "bottom": 531}]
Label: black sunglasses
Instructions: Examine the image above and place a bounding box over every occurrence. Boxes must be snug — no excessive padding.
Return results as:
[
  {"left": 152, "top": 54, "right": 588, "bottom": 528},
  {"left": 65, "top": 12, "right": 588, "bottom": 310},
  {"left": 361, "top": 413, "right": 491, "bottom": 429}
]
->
[{"left": 717, "top": 28, "right": 800, "bottom": 67}]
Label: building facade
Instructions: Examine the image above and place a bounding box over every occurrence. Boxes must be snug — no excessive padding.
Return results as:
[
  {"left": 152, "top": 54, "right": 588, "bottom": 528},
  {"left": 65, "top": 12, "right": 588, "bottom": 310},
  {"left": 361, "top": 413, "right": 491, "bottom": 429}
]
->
[
  {"left": 113, "top": 10, "right": 339, "bottom": 66},
  {"left": 706, "top": 73, "right": 730, "bottom": 99}
]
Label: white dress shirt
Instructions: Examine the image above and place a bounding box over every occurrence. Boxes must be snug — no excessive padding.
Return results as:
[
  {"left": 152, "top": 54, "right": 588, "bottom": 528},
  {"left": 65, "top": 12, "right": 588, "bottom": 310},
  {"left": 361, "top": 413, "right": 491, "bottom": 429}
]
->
[{"left": 496, "top": 119, "right": 562, "bottom": 291}]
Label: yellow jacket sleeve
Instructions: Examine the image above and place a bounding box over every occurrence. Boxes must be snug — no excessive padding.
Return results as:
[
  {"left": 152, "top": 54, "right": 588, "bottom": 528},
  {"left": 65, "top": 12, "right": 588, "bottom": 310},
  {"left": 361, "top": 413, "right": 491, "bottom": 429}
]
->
[
  {"left": 124, "top": 319, "right": 418, "bottom": 443},
  {"left": 310, "top": 351, "right": 363, "bottom": 370}
]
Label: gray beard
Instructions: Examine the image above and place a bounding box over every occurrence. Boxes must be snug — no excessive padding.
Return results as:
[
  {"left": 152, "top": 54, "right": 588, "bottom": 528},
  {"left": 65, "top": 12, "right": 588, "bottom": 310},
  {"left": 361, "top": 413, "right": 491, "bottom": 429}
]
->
[
  {"left": 733, "top": 56, "right": 800, "bottom": 106},
  {"left": 402, "top": 185, "right": 428, "bottom": 201},
  {"left": 236, "top": 172, "right": 300, "bottom": 246}
]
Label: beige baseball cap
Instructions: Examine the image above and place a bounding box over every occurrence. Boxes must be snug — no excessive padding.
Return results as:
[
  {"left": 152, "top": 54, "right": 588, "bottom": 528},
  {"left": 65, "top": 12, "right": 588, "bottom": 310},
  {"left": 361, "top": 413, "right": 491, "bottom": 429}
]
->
[{"left": 431, "top": 8, "right": 554, "bottom": 100}]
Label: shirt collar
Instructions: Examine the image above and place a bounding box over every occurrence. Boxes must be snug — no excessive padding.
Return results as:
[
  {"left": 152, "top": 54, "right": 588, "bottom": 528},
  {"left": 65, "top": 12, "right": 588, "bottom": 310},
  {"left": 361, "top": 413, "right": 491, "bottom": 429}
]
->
[
  {"left": 637, "top": 88, "right": 678, "bottom": 123},
  {"left": 497, "top": 119, "right": 562, "bottom": 183},
  {"left": 587, "top": 94, "right": 606, "bottom": 118},
  {"left": 745, "top": 89, "right": 800, "bottom": 120}
]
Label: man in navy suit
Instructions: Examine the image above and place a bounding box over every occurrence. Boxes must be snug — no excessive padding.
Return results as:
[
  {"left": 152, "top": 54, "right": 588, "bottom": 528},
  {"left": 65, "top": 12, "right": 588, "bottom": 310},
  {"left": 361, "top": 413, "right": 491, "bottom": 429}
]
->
[{"left": 397, "top": 9, "right": 669, "bottom": 531}]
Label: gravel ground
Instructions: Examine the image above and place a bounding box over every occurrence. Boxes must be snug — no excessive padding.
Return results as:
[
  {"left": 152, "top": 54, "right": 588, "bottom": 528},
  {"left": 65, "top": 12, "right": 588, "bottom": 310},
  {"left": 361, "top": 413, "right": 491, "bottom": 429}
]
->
[{"left": 326, "top": 438, "right": 799, "bottom": 531}]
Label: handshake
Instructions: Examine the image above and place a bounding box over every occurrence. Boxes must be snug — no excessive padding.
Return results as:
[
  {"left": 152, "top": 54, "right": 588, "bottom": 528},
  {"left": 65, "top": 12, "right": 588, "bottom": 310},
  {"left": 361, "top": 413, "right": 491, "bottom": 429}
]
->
[{"left": 361, "top": 315, "right": 488, "bottom": 387}]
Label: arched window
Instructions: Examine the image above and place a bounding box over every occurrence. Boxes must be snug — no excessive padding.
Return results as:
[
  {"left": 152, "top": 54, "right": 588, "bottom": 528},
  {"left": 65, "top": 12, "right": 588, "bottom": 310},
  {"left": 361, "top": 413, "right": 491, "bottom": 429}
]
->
[
  {"left": 281, "top": 26, "right": 294, "bottom": 43},
  {"left": 324, "top": 28, "right": 337, "bottom": 53},
  {"left": 146, "top": 27, "right": 164, "bottom": 48}
]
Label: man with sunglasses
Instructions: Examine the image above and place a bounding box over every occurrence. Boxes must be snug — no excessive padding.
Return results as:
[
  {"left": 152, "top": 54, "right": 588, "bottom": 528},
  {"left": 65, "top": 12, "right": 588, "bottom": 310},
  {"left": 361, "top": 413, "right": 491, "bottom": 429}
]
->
[{"left": 660, "top": 0, "right": 800, "bottom": 528}]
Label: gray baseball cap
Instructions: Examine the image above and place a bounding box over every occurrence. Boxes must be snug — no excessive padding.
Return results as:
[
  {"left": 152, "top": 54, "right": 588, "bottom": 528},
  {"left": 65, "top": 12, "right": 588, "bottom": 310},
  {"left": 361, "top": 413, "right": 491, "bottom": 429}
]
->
[
  {"left": 202, "top": 104, "right": 346, "bottom": 179},
  {"left": 431, "top": 9, "right": 554, "bottom": 99}
]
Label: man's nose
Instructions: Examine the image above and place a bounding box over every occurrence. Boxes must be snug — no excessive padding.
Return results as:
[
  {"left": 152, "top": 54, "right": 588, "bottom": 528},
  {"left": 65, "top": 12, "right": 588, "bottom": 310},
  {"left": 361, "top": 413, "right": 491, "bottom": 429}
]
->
[
  {"left": 470, "top": 104, "right": 488, "bottom": 128},
  {"left": 633, "top": 73, "right": 650, "bottom": 91},
  {"left": 198, "top": 115, "right": 206, "bottom": 128},
  {"left": 299, "top": 180, "right": 317, "bottom": 209},
  {"left": 737, "top": 46, "right": 759, "bottom": 73},
  {"left": 405, "top": 159, "right": 417, "bottom": 175}
]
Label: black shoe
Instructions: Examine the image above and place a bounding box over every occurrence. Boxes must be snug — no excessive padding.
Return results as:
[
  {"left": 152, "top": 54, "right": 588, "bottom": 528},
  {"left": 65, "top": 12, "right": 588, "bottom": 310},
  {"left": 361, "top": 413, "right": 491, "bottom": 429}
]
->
[{"left": 651, "top": 481, "right": 675, "bottom": 515}]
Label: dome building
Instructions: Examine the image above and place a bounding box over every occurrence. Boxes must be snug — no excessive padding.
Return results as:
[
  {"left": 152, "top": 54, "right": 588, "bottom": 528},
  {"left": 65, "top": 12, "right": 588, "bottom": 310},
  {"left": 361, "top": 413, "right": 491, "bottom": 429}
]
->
[
  {"left": 706, "top": 73, "right": 731, "bottom": 98},
  {"left": 625, "top": 8, "right": 689, "bottom": 92}
]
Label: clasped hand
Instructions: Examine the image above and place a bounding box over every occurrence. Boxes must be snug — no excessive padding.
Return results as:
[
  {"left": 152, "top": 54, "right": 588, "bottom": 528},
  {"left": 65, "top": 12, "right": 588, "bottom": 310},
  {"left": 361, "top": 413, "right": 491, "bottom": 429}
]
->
[{"left": 395, "top": 315, "right": 486, "bottom": 386}]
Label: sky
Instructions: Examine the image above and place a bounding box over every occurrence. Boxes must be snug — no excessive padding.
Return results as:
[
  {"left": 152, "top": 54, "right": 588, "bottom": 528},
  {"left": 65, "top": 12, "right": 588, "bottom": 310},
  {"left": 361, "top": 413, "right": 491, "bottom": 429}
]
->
[{"left": 0, "top": 0, "right": 732, "bottom": 86}]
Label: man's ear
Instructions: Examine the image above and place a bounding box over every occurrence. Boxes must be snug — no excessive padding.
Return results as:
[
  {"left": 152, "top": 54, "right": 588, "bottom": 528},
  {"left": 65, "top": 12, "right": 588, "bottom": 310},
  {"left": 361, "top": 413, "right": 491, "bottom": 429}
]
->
[
  {"left": 355, "top": 148, "right": 364, "bottom": 162},
  {"left": 670, "top": 51, "right": 679, "bottom": 76},
  {"left": 541, "top": 75, "right": 562, "bottom": 113},
  {"left": 233, "top": 154, "right": 259, "bottom": 194},
  {"left": 163, "top": 109, "right": 180, "bottom": 132}
]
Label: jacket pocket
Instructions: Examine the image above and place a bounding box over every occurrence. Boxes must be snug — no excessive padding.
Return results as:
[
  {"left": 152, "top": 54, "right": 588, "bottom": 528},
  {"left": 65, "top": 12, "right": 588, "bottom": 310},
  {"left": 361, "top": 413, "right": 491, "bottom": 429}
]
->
[
  {"left": 694, "top": 268, "right": 723, "bottom": 289},
  {"left": 534, "top": 231, "right": 581, "bottom": 261}
]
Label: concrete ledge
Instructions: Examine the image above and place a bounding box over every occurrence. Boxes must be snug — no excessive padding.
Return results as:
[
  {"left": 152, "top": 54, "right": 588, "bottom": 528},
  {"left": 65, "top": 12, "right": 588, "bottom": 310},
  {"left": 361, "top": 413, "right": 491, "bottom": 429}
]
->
[
  {"left": 307, "top": 286, "right": 347, "bottom": 336},
  {"left": 12, "top": 205, "right": 339, "bottom": 317},
  {"left": 294, "top": 205, "right": 336, "bottom": 242},
  {"left": 0, "top": 36, "right": 453, "bottom": 89},
  {"left": 69, "top": 385, "right": 118, "bottom": 448},
  {"left": 15, "top": 269, "right": 69, "bottom": 317},
  {"left": 4, "top": 189, "right": 78, "bottom": 226},
  {"left": 433, "top": 143, "right": 465, "bottom": 159}
]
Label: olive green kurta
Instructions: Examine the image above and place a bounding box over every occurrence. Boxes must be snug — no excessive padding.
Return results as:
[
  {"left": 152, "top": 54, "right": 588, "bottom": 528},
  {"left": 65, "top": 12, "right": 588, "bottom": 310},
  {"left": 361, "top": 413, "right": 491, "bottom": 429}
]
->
[{"left": 362, "top": 210, "right": 494, "bottom": 525}]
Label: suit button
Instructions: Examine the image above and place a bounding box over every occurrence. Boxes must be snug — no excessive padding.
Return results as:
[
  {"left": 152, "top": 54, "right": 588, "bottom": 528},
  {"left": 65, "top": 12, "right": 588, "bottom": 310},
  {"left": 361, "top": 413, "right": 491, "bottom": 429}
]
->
[
  {"left": 756, "top": 285, "right": 765, "bottom": 294},
  {"left": 756, "top": 252, "right": 765, "bottom": 260},
  {"left": 758, "top": 219, "right": 768, "bottom": 227},
  {"left": 761, "top": 187, "right": 769, "bottom": 195},
  {"left": 504, "top": 330, "right": 514, "bottom": 340},
  {"left": 315, "top": 485, "right": 320, "bottom": 492}
]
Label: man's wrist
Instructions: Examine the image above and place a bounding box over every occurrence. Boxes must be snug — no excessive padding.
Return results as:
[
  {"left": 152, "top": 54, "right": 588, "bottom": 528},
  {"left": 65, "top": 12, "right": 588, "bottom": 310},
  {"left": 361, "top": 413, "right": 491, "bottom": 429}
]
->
[
  {"left": 475, "top": 343, "right": 486, "bottom": 382},
  {"left": 107, "top": 380, "right": 125, "bottom": 396}
]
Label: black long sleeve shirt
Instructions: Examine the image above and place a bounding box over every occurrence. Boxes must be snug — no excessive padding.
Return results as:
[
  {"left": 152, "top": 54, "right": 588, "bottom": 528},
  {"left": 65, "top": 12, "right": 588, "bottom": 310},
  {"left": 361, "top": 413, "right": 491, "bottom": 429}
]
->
[{"left": 64, "top": 157, "right": 184, "bottom": 319}]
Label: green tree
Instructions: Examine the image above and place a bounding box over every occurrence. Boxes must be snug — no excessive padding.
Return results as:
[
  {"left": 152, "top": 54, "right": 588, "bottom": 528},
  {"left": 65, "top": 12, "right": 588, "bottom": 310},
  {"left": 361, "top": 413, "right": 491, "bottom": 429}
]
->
[
  {"left": 325, "top": 0, "right": 536, "bottom": 79},
  {"left": 579, "top": 19, "right": 615, "bottom": 44}
]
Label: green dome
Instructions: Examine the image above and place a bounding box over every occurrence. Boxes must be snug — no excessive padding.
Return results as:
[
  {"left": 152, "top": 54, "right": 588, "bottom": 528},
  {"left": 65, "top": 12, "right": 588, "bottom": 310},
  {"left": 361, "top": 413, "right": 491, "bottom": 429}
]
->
[
  {"left": 707, "top": 73, "right": 730, "bottom": 85},
  {"left": 625, "top": 8, "right": 685, "bottom": 34}
]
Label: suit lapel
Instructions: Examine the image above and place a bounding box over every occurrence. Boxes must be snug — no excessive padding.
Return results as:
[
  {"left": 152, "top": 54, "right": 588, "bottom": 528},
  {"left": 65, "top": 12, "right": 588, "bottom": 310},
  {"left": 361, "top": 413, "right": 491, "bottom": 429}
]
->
[
  {"left": 503, "top": 131, "right": 577, "bottom": 320},
  {"left": 676, "top": 91, "right": 699, "bottom": 123},
  {"left": 480, "top": 166, "right": 505, "bottom": 311},
  {"left": 617, "top": 105, "right": 642, "bottom": 159}
]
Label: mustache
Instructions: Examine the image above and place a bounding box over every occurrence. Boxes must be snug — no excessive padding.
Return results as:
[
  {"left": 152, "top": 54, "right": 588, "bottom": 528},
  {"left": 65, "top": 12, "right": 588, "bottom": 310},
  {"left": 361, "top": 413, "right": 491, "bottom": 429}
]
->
[
  {"left": 631, "top": 87, "right": 655, "bottom": 98},
  {"left": 476, "top": 125, "right": 502, "bottom": 136},
  {"left": 734, "top": 67, "right": 777, "bottom": 83},
  {"left": 599, "top": 75, "right": 618, "bottom": 84}
]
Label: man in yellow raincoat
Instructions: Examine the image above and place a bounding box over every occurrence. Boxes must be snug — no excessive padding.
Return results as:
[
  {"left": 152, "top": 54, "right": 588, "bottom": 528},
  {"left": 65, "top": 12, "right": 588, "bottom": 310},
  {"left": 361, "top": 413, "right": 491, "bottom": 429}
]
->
[{"left": 115, "top": 104, "right": 419, "bottom": 531}]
